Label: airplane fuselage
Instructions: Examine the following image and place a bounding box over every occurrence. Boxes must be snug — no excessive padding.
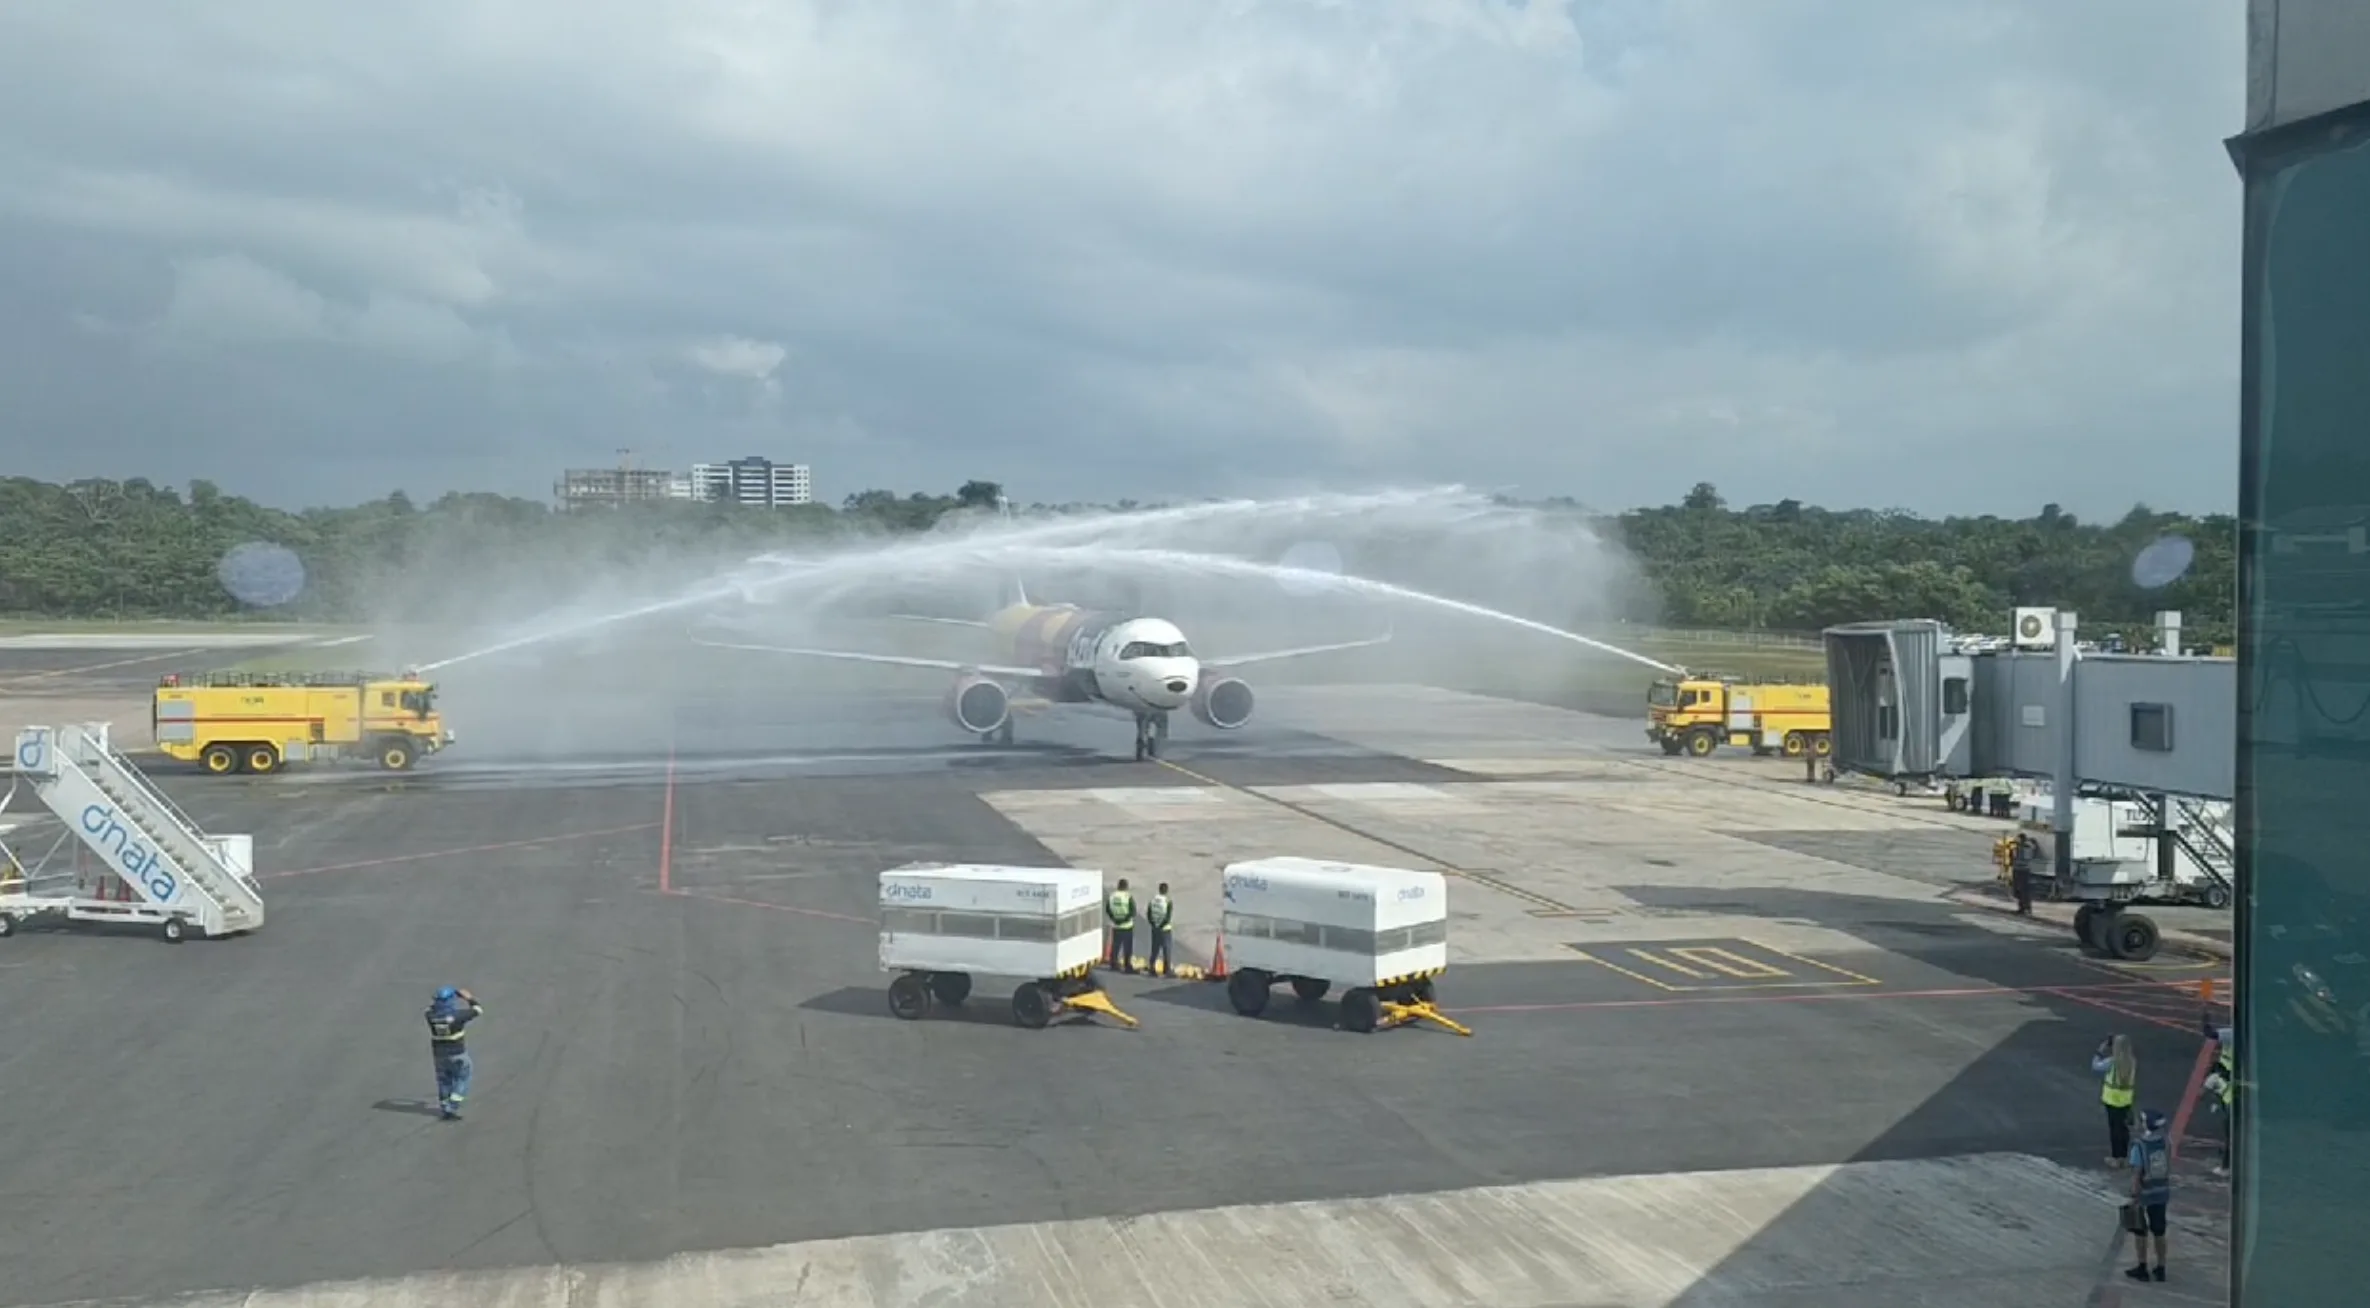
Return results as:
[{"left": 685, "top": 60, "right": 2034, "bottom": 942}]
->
[{"left": 982, "top": 603, "right": 1200, "bottom": 717}]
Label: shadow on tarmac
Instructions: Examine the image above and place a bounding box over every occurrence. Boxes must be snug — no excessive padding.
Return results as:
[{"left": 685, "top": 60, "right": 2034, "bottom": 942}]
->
[
  {"left": 1612, "top": 884, "right": 2228, "bottom": 1305},
  {"left": 1131, "top": 976, "right": 1351, "bottom": 1030},
  {"left": 370, "top": 1097, "right": 448, "bottom": 1119}
]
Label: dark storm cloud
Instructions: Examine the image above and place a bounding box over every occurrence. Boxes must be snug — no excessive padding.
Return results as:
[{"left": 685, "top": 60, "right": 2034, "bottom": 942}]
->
[{"left": 0, "top": 1, "right": 2242, "bottom": 514}]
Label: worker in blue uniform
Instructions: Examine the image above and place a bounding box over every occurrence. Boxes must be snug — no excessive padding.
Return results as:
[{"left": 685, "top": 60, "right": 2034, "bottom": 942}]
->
[{"left": 424, "top": 985, "right": 483, "bottom": 1120}]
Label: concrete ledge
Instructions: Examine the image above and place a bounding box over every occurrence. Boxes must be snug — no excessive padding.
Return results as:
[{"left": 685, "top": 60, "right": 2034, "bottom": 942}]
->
[{"left": 1943, "top": 887, "right": 2234, "bottom": 961}]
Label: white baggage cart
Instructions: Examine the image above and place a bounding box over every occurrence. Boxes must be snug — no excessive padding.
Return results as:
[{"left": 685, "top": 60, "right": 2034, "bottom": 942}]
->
[
  {"left": 878, "top": 863, "right": 1137, "bottom": 1029},
  {"left": 1217, "top": 856, "right": 1469, "bottom": 1035}
]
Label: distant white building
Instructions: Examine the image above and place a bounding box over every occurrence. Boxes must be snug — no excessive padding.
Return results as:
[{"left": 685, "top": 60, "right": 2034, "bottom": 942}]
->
[{"left": 687, "top": 457, "right": 813, "bottom": 508}]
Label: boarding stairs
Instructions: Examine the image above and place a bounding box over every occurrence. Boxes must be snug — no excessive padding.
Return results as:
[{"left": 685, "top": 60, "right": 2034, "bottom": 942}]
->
[
  {"left": 2, "top": 724, "right": 263, "bottom": 940},
  {"left": 2115, "top": 793, "right": 2236, "bottom": 910}
]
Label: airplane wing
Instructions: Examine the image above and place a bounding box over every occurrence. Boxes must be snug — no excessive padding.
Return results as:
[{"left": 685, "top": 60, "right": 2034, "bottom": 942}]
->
[
  {"left": 690, "top": 637, "right": 1040, "bottom": 681},
  {"left": 886, "top": 614, "right": 990, "bottom": 629},
  {"left": 1204, "top": 631, "right": 1392, "bottom": 671}
]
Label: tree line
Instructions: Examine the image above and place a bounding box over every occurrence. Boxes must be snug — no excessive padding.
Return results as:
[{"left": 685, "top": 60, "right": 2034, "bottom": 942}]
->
[{"left": 0, "top": 474, "right": 2234, "bottom": 645}]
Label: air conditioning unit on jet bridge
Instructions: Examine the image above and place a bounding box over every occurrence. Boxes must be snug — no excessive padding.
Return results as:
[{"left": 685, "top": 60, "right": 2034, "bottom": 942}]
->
[{"left": 2012, "top": 607, "right": 2057, "bottom": 652}]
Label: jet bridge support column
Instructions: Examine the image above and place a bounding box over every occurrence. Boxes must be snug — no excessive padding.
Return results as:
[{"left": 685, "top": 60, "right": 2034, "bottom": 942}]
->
[{"left": 2051, "top": 610, "right": 2078, "bottom": 886}]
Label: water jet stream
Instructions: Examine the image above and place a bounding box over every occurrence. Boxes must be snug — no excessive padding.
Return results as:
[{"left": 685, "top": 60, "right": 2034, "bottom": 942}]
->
[{"left": 408, "top": 488, "right": 1676, "bottom": 676}]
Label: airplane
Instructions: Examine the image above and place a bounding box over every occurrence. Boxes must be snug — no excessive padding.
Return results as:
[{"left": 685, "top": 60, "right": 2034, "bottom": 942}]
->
[{"left": 693, "top": 505, "right": 1390, "bottom": 761}]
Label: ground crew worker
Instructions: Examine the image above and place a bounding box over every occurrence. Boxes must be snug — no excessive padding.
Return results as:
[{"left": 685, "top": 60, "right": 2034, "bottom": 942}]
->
[
  {"left": 2125, "top": 1108, "right": 2172, "bottom": 1283},
  {"left": 2202, "top": 1020, "right": 2236, "bottom": 1177},
  {"left": 1145, "top": 882, "right": 1175, "bottom": 977},
  {"left": 2093, "top": 1034, "right": 2138, "bottom": 1166},
  {"left": 2009, "top": 835, "right": 2036, "bottom": 915},
  {"left": 424, "top": 985, "right": 483, "bottom": 1121},
  {"left": 1106, "top": 878, "right": 1137, "bottom": 973}
]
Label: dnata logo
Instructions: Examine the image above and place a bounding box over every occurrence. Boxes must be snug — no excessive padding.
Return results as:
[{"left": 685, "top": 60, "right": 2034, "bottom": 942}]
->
[
  {"left": 1222, "top": 872, "right": 1268, "bottom": 903},
  {"left": 1396, "top": 885, "right": 1427, "bottom": 902},
  {"left": 883, "top": 882, "right": 934, "bottom": 903},
  {"left": 82, "top": 803, "right": 180, "bottom": 903}
]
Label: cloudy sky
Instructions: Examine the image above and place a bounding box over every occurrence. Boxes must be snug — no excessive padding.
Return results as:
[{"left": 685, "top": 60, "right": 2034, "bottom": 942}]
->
[{"left": 0, "top": 1, "right": 2242, "bottom": 517}]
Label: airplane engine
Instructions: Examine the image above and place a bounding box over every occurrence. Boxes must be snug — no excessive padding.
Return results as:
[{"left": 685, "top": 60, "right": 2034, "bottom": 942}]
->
[
  {"left": 944, "top": 673, "right": 1011, "bottom": 735},
  {"left": 1191, "top": 676, "right": 1255, "bottom": 730}
]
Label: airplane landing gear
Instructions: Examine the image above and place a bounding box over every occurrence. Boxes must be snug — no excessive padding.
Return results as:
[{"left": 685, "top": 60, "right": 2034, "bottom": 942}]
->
[
  {"left": 979, "top": 719, "right": 1015, "bottom": 747},
  {"left": 1133, "top": 712, "right": 1169, "bottom": 762}
]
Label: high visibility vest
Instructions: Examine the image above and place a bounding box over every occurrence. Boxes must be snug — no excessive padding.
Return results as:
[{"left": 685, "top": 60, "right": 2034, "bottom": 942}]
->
[
  {"left": 1148, "top": 894, "right": 1173, "bottom": 931},
  {"left": 1107, "top": 891, "right": 1135, "bottom": 929},
  {"left": 2216, "top": 1049, "right": 2236, "bottom": 1105},
  {"left": 2102, "top": 1065, "right": 2136, "bottom": 1109}
]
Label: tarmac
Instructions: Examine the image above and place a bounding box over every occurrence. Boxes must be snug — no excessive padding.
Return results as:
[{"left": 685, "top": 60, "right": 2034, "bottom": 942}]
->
[{"left": 0, "top": 648, "right": 2237, "bottom": 1307}]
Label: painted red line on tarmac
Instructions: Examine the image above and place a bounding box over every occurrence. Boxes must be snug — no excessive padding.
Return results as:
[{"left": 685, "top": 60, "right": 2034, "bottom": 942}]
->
[
  {"left": 650, "top": 886, "right": 872, "bottom": 925},
  {"left": 659, "top": 743, "right": 677, "bottom": 894},
  {"left": 262, "top": 822, "right": 661, "bottom": 879},
  {"left": 2033, "top": 987, "right": 2208, "bottom": 1035},
  {"left": 1452, "top": 978, "right": 2209, "bottom": 1017}
]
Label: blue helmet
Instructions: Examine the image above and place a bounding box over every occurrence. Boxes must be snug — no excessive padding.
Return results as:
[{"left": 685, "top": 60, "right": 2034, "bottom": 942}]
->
[{"left": 435, "top": 986, "right": 459, "bottom": 1002}]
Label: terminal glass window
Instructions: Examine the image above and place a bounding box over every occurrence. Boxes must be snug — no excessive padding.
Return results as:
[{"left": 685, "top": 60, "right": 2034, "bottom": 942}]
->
[{"left": 2235, "top": 115, "right": 2370, "bottom": 1307}]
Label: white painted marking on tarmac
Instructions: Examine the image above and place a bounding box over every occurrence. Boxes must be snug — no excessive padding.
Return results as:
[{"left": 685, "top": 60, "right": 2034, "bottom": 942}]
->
[
  {"left": 57, "top": 1154, "right": 2126, "bottom": 1307},
  {"left": 1086, "top": 786, "right": 1218, "bottom": 805},
  {"left": 1308, "top": 782, "right": 1461, "bottom": 803}
]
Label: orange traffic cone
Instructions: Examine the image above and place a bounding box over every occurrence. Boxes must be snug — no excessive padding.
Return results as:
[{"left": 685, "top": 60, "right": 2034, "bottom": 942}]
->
[{"left": 1207, "top": 934, "right": 1229, "bottom": 980}]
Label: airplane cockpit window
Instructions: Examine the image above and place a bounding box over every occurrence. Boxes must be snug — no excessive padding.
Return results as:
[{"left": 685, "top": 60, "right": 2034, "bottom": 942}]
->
[{"left": 1119, "top": 641, "right": 1192, "bottom": 660}]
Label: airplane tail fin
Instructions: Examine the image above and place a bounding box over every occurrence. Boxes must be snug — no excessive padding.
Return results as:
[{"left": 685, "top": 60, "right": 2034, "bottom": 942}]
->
[{"left": 996, "top": 494, "right": 1030, "bottom": 607}]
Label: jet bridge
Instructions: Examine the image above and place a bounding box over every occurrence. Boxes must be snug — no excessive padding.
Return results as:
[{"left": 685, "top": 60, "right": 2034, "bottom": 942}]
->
[{"left": 1824, "top": 609, "right": 2234, "bottom": 961}]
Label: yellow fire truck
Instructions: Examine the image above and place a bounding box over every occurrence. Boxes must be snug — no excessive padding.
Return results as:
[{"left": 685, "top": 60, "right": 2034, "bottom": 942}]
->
[
  {"left": 1646, "top": 675, "right": 1831, "bottom": 758},
  {"left": 153, "top": 670, "right": 455, "bottom": 774}
]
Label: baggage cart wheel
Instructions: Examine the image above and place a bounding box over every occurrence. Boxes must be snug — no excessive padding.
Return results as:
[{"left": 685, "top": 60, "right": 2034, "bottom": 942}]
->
[
  {"left": 928, "top": 972, "right": 972, "bottom": 1006},
  {"left": 160, "top": 917, "right": 186, "bottom": 944},
  {"left": 1226, "top": 968, "right": 1272, "bottom": 1017},
  {"left": 1289, "top": 976, "right": 1330, "bottom": 1003},
  {"left": 2110, "top": 914, "right": 2161, "bottom": 963},
  {"left": 1400, "top": 977, "right": 1436, "bottom": 1004},
  {"left": 0, "top": 913, "right": 15, "bottom": 938},
  {"left": 1340, "top": 987, "right": 1382, "bottom": 1034},
  {"left": 1012, "top": 981, "right": 1054, "bottom": 1029},
  {"left": 887, "top": 973, "right": 931, "bottom": 1020}
]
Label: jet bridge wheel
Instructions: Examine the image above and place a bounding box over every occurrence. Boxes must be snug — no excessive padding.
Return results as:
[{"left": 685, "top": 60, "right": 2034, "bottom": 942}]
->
[{"left": 2108, "top": 913, "right": 2161, "bottom": 962}]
